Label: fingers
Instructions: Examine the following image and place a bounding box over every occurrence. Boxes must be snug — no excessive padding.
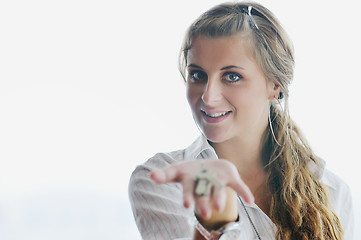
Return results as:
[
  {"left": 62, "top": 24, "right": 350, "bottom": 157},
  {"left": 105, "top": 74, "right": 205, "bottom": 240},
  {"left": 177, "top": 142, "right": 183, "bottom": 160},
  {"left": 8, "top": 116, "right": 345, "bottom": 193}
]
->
[
  {"left": 212, "top": 186, "right": 226, "bottom": 212},
  {"left": 228, "top": 176, "right": 254, "bottom": 204},
  {"left": 150, "top": 159, "right": 255, "bottom": 210},
  {"left": 181, "top": 177, "right": 195, "bottom": 208},
  {"left": 150, "top": 165, "right": 179, "bottom": 184},
  {"left": 216, "top": 160, "right": 255, "bottom": 204},
  {"left": 150, "top": 160, "right": 202, "bottom": 184},
  {"left": 195, "top": 195, "right": 211, "bottom": 219}
]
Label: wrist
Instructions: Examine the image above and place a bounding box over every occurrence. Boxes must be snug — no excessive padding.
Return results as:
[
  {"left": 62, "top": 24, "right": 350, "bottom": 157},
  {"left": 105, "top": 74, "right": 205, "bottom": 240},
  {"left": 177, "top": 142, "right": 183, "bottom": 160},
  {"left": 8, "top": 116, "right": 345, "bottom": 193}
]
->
[{"left": 195, "top": 216, "right": 241, "bottom": 240}]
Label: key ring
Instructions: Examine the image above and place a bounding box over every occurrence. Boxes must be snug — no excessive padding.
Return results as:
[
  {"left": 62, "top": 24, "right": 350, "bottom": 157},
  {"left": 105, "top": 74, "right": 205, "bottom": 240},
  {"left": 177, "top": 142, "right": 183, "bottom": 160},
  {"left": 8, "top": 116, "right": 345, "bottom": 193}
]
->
[{"left": 194, "top": 160, "right": 223, "bottom": 196}]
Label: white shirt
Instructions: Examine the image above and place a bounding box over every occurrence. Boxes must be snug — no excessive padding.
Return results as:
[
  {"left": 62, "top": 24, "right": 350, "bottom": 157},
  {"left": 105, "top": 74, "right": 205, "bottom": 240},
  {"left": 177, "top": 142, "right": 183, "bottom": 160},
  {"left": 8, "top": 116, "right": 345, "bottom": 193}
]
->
[{"left": 129, "top": 135, "right": 354, "bottom": 239}]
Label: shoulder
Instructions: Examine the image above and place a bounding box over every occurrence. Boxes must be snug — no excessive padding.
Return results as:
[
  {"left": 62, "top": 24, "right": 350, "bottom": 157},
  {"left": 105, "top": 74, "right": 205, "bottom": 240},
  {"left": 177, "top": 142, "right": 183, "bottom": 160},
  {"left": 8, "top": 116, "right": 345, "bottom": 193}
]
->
[
  {"left": 132, "top": 149, "right": 187, "bottom": 177},
  {"left": 128, "top": 148, "right": 189, "bottom": 192},
  {"left": 321, "top": 168, "right": 354, "bottom": 239},
  {"left": 312, "top": 158, "right": 352, "bottom": 208},
  {"left": 128, "top": 148, "right": 188, "bottom": 212},
  {"left": 321, "top": 168, "right": 352, "bottom": 207},
  {"left": 130, "top": 135, "right": 212, "bottom": 180}
]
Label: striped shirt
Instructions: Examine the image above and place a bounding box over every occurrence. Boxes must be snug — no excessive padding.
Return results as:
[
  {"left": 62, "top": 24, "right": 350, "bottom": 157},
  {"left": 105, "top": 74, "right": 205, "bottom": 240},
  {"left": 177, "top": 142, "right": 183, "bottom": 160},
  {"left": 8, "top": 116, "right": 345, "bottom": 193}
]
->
[{"left": 129, "top": 135, "right": 354, "bottom": 240}]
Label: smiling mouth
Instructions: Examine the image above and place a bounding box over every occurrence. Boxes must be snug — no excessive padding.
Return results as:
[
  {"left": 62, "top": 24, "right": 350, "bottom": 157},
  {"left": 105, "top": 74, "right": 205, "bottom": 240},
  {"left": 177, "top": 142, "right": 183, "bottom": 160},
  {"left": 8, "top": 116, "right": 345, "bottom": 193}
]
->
[{"left": 201, "top": 110, "right": 232, "bottom": 118}]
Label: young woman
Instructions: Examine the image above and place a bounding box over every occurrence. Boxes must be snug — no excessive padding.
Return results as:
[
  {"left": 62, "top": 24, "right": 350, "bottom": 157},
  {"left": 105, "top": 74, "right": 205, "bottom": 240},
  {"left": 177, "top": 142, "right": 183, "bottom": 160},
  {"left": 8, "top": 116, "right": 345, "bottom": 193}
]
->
[{"left": 129, "top": 2, "right": 354, "bottom": 239}]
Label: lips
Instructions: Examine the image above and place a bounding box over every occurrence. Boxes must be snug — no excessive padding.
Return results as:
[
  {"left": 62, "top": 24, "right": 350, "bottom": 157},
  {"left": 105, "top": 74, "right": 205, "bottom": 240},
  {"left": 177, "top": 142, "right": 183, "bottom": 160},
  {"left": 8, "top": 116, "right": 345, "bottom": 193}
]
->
[
  {"left": 201, "top": 110, "right": 231, "bottom": 118},
  {"left": 200, "top": 109, "right": 232, "bottom": 123}
]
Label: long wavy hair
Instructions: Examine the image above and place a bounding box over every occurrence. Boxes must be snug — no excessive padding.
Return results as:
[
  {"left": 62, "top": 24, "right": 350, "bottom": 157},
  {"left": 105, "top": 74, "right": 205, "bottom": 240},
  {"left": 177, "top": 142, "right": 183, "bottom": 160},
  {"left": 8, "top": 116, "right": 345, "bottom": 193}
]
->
[{"left": 178, "top": 2, "right": 343, "bottom": 239}]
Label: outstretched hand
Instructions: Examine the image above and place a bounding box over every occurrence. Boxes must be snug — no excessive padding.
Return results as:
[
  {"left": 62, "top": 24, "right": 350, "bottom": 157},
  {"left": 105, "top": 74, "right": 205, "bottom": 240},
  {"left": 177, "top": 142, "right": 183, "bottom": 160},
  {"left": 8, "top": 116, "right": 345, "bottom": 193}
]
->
[{"left": 150, "top": 159, "right": 254, "bottom": 221}]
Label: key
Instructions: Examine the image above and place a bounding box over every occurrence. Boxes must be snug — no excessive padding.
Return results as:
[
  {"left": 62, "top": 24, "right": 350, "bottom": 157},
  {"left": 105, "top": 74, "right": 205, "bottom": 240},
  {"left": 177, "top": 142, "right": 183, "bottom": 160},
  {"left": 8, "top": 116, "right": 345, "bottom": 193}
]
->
[{"left": 195, "top": 169, "right": 222, "bottom": 196}]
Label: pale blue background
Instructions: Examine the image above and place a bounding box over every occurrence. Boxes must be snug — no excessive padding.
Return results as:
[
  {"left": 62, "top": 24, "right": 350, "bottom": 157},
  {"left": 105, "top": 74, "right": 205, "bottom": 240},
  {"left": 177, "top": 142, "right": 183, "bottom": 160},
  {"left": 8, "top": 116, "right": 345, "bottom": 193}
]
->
[{"left": 0, "top": 0, "right": 360, "bottom": 239}]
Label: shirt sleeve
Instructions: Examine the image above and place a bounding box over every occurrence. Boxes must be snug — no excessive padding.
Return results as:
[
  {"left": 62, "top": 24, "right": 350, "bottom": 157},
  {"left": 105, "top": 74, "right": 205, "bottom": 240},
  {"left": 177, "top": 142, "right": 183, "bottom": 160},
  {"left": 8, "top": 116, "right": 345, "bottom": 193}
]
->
[
  {"left": 334, "top": 181, "right": 354, "bottom": 240},
  {"left": 128, "top": 155, "right": 194, "bottom": 240},
  {"left": 340, "top": 185, "right": 354, "bottom": 240},
  {"left": 322, "top": 169, "right": 354, "bottom": 240}
]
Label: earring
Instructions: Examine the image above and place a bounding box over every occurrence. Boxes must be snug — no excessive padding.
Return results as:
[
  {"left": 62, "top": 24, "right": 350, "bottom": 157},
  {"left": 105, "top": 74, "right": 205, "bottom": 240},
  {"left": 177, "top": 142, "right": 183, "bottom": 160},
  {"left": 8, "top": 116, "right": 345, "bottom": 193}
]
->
[
  {"left": 268, "top": 108, "right": 282, "bottom": 147},
  {"left": 278, "top": 92, "right": 284, "bottom": 100},
  {"left": 268, "top": 96, "right": 288, "bottom": 147}
]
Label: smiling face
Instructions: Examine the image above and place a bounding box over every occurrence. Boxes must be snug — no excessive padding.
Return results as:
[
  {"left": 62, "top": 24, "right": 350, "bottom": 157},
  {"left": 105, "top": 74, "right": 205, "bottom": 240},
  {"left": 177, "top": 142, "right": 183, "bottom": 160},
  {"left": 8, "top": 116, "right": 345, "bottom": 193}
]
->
[{"left": 186, "top": 34, "right": 278, "bottom": 144}]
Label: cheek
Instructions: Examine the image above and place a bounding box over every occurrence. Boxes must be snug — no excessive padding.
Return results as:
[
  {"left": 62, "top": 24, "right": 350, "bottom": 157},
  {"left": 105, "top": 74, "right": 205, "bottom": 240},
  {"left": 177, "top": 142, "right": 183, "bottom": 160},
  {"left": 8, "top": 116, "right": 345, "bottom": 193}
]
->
[
  {"left": 186, "top": 84, "right": 200, "bottom": 109},
  {"left": 226, "top": 88, "right": 249, "bottom": 107},
  {"left": 228, "top": 88, "right": 268, "bottom": 115}
]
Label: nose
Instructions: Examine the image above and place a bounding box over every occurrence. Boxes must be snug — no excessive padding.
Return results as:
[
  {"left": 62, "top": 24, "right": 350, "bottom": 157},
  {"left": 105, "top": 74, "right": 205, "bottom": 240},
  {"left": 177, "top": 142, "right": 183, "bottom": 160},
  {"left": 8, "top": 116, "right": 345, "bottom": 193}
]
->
[{"left": 201, "top": 80, "right": 222, "bottom": 105}]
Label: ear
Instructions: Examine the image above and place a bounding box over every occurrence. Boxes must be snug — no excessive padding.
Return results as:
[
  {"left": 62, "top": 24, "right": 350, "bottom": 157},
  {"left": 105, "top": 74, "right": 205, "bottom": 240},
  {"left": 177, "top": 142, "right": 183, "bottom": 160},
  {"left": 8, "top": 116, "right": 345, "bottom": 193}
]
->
[{"left": 267, "top": 82, "right": 282, "bottom": 100}]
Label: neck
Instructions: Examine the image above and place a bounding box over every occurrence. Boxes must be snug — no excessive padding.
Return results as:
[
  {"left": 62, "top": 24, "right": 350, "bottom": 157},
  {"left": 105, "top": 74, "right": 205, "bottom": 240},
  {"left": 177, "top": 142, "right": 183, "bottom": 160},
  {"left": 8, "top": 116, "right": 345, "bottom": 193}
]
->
[
  {"left": 210, "top": 127, "right": 273, "bottom": 215},
  {"left": 209, "top": 125, "right": 270, "bottom": 195}
]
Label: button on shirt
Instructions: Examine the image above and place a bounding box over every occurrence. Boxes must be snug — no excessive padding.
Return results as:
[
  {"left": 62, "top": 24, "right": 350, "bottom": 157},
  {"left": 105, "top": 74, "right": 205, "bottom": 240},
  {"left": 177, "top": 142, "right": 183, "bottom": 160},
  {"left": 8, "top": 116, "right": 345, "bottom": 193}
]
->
[{"left": 129, "top": 135, "right": 354, "bottom": 240}]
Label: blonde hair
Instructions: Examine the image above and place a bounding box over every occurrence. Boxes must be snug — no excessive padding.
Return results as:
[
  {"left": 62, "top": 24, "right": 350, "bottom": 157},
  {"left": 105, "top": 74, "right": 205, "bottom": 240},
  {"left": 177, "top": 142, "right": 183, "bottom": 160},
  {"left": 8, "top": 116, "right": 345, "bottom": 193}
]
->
[{"left": 179, "top": 2, "right": 343, "bottom": 239}]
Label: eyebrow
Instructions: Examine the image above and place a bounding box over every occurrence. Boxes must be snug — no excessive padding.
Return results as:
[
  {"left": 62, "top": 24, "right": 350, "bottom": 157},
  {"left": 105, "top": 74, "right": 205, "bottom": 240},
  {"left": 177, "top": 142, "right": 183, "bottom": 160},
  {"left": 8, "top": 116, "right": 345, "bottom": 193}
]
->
[
  {"left": 221, "top": 65, "right": 245, "bottom": 70},
  {"left": 187, "top": 64, "right": 203, "bottom": 69},
  {"left": 187, "top": 64, "right": 245, "bottom": 70}
]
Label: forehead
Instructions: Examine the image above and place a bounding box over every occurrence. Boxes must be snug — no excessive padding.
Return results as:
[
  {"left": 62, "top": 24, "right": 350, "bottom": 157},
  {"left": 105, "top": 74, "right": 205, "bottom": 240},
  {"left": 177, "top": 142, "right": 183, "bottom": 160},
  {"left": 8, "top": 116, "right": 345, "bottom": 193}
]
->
[{"left": 187, "top": 34, "right": 257, "bottom": 68}]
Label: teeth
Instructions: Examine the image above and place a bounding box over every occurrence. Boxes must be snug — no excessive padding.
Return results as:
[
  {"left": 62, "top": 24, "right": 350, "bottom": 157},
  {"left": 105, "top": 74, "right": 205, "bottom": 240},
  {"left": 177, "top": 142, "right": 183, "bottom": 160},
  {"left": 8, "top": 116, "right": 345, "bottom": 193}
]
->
[{"left": 203, "top": 111, "right": 229, "bottom": 118}]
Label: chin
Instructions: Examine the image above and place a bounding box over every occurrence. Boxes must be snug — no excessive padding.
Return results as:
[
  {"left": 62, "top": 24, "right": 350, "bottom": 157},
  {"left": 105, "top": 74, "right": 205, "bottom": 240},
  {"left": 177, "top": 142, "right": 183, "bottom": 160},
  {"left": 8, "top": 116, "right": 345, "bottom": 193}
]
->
[{"left": 202, "top": 130, "right": 229, "bottom": 144}]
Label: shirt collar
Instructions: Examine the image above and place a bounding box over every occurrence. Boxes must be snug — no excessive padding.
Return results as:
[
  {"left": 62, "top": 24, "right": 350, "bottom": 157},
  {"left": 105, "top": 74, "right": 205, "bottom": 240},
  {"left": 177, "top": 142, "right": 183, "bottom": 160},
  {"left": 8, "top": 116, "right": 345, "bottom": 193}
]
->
[
  {"left": 184, "top": 134, "right": 218, "bottom": 160},
  {"left": 309, "top": 156, "right": 326, "bottom": 179}
]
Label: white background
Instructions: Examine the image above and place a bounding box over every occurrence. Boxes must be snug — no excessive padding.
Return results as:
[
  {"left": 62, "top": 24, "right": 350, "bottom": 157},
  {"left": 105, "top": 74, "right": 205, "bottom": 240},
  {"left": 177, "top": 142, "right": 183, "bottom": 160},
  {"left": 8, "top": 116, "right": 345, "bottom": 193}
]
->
[{"left": 0, "top": 0, "right": 360, "bottom": 239}]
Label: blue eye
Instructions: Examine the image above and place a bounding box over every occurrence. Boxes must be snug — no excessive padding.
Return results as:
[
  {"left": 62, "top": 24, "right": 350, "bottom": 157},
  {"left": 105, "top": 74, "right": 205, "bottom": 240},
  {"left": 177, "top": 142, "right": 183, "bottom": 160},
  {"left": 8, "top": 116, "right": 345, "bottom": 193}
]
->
[
  {"left": 223, "top": 72, "right": 242, "bottom": 82},
  {"left": 189, "top": 70, "right": 207, "bottom": 82}
]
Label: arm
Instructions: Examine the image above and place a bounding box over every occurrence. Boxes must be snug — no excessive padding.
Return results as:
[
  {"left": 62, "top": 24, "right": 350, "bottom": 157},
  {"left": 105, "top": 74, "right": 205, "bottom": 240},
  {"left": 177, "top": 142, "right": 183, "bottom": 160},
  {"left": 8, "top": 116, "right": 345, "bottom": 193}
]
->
[
  {"left": 151, "top": 159, "right": 254, "bottom": 240},
  {"left": 129, "top": 164, "right": 195, "bottom": 240}
]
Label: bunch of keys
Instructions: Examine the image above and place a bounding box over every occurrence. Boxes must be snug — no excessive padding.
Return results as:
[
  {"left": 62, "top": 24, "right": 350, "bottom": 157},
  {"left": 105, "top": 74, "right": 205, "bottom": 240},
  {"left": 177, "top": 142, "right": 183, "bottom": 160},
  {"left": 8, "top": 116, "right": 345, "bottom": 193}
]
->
[{"left": 195, "top": 168, "right": 223, "bottom": 196}]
